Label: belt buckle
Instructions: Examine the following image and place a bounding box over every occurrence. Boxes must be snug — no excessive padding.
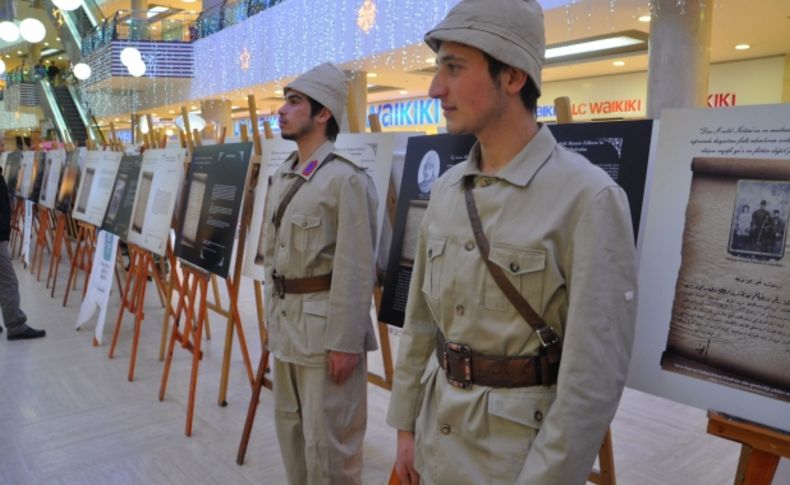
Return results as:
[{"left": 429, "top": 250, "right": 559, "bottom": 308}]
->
[
  {"left": 536, "top": 326, "right": 560, "bottom": 348},
  {"left": 272, "top": 271, "right": 285, "bottom": 298},
  {"left": 443, "top": 341, "right": 472, "bottom": 389}
]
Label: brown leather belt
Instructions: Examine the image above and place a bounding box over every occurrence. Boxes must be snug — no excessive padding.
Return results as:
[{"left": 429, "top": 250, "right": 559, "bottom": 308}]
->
[
  {"left": 435, "top": 331, "right": 559, "bottom": 389},
  {"left": 272, "top": 271, "right": 332, "bottom": 298}
]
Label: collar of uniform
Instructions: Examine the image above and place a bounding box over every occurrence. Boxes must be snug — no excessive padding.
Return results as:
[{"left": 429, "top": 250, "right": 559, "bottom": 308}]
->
[
  {"left": 449, "top": 124, "right": 556, "bottom": 188},
  {"left": 285, "top": 140, "right": 336, "bottom": 181}
]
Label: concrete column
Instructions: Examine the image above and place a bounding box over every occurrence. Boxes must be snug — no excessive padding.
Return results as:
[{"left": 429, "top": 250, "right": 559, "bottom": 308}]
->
[
  {"left": 200, "top": 99, "right": 232, "bottom": 139},
  {"left": 29, "top": 43, "right": 41, "bottom": 66},
  {"left": 646, "top": 0, "right": 713, "bottom": 119},
  {"left": 782, "top": 53, "right": 790, "bottom": 103},
  {"left": 345, "top": 71, "right": 367, "bottom": 133},
  {"left": 131, "top": 0, "right": 148, "bottom": 40}
]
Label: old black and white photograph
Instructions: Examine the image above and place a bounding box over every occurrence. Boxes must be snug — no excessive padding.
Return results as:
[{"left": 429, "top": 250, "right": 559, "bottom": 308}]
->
[{"left": 728, "top": 179, "right": 790, "bottom": 260}]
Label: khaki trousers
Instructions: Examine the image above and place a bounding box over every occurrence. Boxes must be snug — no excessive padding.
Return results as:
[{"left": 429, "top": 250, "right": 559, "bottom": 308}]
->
[{"left": 273, "top": 356, "right": 368, "bottom": 485}]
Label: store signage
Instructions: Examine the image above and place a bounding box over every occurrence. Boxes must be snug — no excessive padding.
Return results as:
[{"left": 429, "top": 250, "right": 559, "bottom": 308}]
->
[
  {"left": 707, "top": 92, "right": 737, "bottom": 107},
  {"left": 367, "top": 98, "right": 442, "bottom": 128}
]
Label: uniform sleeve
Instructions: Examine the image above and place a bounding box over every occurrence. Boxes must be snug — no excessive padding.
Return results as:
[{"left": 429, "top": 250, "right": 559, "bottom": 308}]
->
[
  {"left": 324, "top": 172, "right": 378, "bottom": 353},
  {"left": 386, "top": 203, "right": 438, "bottom": 431},
  {"left": 516, "top": 186, "right": 637, "bottom": 485},
  {"left": 261, "top": 176, "right": 276, "bottom": 320}
]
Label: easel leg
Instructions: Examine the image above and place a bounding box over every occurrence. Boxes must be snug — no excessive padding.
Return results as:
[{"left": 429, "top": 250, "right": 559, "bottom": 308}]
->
[
  {"left": 159, "top": 272, "right": 192, "bottom": 402},
  {"left": 62, "top": 227, "right": 84, "bottom": 307},
  {"left": 253, "top": 280, "right": 267, "bottom": 348},
  {"left": 186, "top": 277, "right": 208, "bottom": 437},
  {"left": 736, "top": 445, "right": 780, "bottom": 485},
  {"left": 236, "top": 348, "right": 270, "bottom": 465},
  {"left": 109, "top": 249, "right": 139, "bottom": 359},
  {"left": 128, "top": 256, "right": 151, "bottom": 381},
  {"left": 218, "top": 277, "right": 255, "bottom": 406}
]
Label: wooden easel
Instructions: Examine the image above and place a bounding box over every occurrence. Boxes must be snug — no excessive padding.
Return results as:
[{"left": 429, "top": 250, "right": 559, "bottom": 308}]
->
[
  {"left": 159, "top": 262, "right": 211, "bottom": 437},
  {"left": 30, "top": 204, "right": 54, "bottom": 281},
  {"left": 47, "top": 210, "right": 75, "bottom": 297},
  {"left": 707, "top": 411, "right": 790, "bottom": 485},
  {"left": 108, "top": 242, "right": 170, "bottom": 381},
  {"left": 9, "top": 197, "right": 25, "bottom": 257},
  {"left": 62, "top": 221, "right": 97, "bottom": 307}
]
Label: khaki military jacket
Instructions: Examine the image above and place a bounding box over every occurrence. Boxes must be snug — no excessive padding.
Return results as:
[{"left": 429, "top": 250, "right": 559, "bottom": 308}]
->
[
  {"left": 263, "top": 140, "right": 379, "bottom": 367},
  {"left": 387, "top": 126, "right": 637, "bottom": 485}
]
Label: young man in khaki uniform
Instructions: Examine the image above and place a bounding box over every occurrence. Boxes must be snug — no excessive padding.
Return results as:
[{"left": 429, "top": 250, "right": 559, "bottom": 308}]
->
[
  {"left": 387, "top": 1, "right": 638, "bottom": 484},
  {"left": 261, "top": 62, "right": 379, "bottom": 484}
]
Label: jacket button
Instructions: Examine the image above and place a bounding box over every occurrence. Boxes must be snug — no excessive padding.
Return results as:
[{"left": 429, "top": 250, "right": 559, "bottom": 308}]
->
[
  {"left": 455, "top": 304, "right": 465, "bottom": 316},
  {"left": 464, "top": 241, "right": 475, "bottom": 251},
  {"left": 510, "top": 262, "right": 520, "bottom": 273},
  {"left": 440, "top": 425, "right": 451, "bottom": 435},
  {"left": 280, "top": 310, "right": 287, "bottom": 317},
  {"left": 428, "top": 248, "right": 433, "bottom": 258},
  {"left": 280, "top": 243, "right": 285, "bottom": 248},
  {"left": 534, "top": 410, "right": 543, "bottom": 422}
]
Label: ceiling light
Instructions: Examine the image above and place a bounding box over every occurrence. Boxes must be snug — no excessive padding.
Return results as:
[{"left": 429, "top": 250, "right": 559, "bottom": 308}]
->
[
  {"left": 367, "top": 72, "right": 378, "bottom": 78},
  {"left": 114, "top": 118, "right": 121, "bottom": 122},
  {"left": 183, "top": 0, "right": 196, "bottom": 3},
  {"left": 4, "top": 55, "right": 10, "bottom": 59},
  {"left": 120, "top": 47, "right": 142, "bottom": 66},
  {"left": 425, "top": 56, "right": 435, "bottom": 64},
  {"left": 545, "top": 31, "right": 648, "bottom": 64},
  {"left": 638, "top": 15, "right": 650, "bottom": 23},
  {"left": 274, "top": 89, "right": 283, "bottom": 95},
  {"left": 0, "top": 22, "right": 18, "bottom": 43},
  {"left": 735, "top": 44, "right": 750, "bottom": 50},
  {"left": 399, "top": 90, "right": 408, "bottom": 95},
  {"left": 56, "top": 37, "right": 61, "bottom": 41},
  {"left": 175, "top": 113, "right": 206, "bottom": 132},
  {"left": 613, "top": 60, "right": 625, "bottom": 67},
  {"left": 367, "top": 84, "right": 374, "bottom": 88},
  {"left": 16, "top": 50, "right": 22, "bottom": 55},
  {"left": 41, "top": 48, "right": 59, "bottom": 56},
  {"left": 57, "top": 56, "right": 63, "bottom": 60},
  {"left": 190, "top": 105, "right": 198, "bottom": 109},
  {"left": 44, "top": 41, "right": 49, "bottom": 46},
  {"left": 168, "top": 110, "right": 176, "bottom": 114}
]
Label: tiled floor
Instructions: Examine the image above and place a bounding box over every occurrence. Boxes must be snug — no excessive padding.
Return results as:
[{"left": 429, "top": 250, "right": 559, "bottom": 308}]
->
[{"left": 0, "top": 250, "right": 765, "bottom": 484}]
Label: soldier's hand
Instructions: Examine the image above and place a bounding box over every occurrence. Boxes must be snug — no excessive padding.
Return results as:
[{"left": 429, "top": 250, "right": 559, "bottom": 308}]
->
[
  {"left": 327, "top": 351, "right": 361, "bottom": 384},
  {"left": 395, "top": 430, "right": 420, "bottom": 484}
]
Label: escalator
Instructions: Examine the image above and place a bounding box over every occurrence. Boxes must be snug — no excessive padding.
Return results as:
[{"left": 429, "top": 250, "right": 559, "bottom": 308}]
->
[
  {"left": 46, "top": 0, "right": 105, "bottom": 60},
  {"left": 38, "top": 80, "right": 103, "bottom": 147}
]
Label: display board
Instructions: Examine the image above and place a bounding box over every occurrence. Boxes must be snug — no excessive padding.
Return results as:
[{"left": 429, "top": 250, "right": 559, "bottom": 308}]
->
[
  {"left": 175, "top": 142, "right": 252, "bottom": 278},
  {"left": 39, "top": 149, "right": 67, "bottom": 209},
  {"left": 548, "top": 120, "right": 656, "bottom": 242},
  {"left": 100, "top": 155, "right": 143, "bottom": 240},
  {"left": 126, "top": 148, "right": 186, "bottom": 257},
  {"left": 628, "top": 104, "right": 790, "bottom": 432},
  {"left": 17, "top": 151, "right": 36, "bottom": 199},
  {"left": 4, "top": 151, "right": 21, "bottom": 198},
  {"left": 241, "top": 139, "right": 296, "bottom": 280},
  {"left": 55, "top": 150, "right": 81, "bottom": 213},
  {"left": 71, "top": 150, "right": 123, "bottom": 226},
  {"left": 379, "top": 134, "right": 476, "bottom": 327}
]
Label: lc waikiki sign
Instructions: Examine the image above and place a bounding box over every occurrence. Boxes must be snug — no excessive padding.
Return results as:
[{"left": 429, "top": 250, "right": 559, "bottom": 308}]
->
[{"left": 367, "top": 98, "right": 443, "bottom": 129}]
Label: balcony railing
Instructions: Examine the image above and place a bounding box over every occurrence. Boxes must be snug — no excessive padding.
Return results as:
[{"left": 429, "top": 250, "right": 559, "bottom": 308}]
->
[
  {"left": 81, "top": 11, "right": 199, "bottom": 56},
  {"left": 191, "top": 0, "right": 286, "bottom": 41}
]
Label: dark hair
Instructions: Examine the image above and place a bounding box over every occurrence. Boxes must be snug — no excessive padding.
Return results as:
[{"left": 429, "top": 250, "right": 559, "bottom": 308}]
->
[
  {"left": 483, "top": 52, "right": 539, "bottom": 114},
  {"left": 308, "top": 97, "right": 340, "bottom": 142}
]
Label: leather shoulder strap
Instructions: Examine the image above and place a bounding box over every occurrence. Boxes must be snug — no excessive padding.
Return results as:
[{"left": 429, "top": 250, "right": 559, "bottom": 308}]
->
[
  {"left": 463, "top": 176, "right": 561, "bottom": 361},
  {"left": 272, "top": 153, "right": 335, "bottom": 230}
]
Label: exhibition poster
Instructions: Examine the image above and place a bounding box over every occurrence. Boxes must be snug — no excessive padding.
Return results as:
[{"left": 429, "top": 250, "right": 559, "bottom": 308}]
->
[
  {"left": 241, "top": 138, "right": 296, "bottom": 281},
  {"left": 548, "top": 119, "right": 656, "bottom": 242},
  {"left": 175, "top": 142, "right": 252, "bottom": 278},
  {"left": 71, "top": 150, "right": 123, "bottom": 226},
  {"left": 56, "top": 150, "right": 81, "bottom": 213},
  {"left": 29, "top": 152, "right": 47, "bottom": 202},
  {"left": 628, "top": 104, "right": 790, "bottom": 432},
  {"left": 126, "top": 148, "right": 187, "bottom": 257},
  {"left": 379, "top": 134, "right": 476, "bottom": 327},
  {"left": 3, "top": 151, "right": 21, "bottom": 198},
  {"left": 75, "top": 230, "right": 120, "bottom": 344},
  {"left": 39, "top": 149, "right": 67, "bottom": 210},
  {"left": 101, "top": 155, "right": 143, "bottom": 240},
  {"left": 17, "top": 151, "right": 36, "bottom": 199}
]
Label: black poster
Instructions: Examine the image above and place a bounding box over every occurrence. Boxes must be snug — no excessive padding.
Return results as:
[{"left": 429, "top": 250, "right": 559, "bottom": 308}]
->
[
  {"left": 548, "top": 119, "right": 654, "bottom": 241},
  {"left": 101, "top": 155, "right": 142, "bottom": 240},
  {"left": 56, "top": 151, "right": 81, "bottom": 213},
  {"left": 175, "top": 142, "right": 252, "bottom": 278},
  {"left": 29, "top": 152, "right": 47, "bottom": 202},
  {"left": 379, "top": 134, "right": 476, "bottom": 327},
  {"left": 4, "top": 152, "right": 21, "bottom": 199}
]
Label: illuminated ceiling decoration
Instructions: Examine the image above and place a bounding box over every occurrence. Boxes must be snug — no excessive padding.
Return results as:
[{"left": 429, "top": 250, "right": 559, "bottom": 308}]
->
[{"left": 356, "top": 0, "right": 376, "bottom": 34}]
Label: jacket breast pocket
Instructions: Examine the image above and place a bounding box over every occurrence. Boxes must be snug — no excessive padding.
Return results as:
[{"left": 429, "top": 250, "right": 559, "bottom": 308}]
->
[
  {"left": 302, "top": 297, "right": 328, "bottom": 355},
  {"left": 290, "top": 214, "right": 322, "bottom": 252},
  {"left": 421, "top": 236, "right": 447, "bottom": 302},
  {"left": 482, "top": 245, "right": 545, "bottom": 313}
]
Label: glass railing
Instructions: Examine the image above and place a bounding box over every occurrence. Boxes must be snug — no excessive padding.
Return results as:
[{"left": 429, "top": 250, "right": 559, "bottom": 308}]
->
[
  {"left": 191, "top": 0, "right": 286, "bottom": 40},
  {"left": 81, "top": 11, "right": 199, "bottom": 56}
]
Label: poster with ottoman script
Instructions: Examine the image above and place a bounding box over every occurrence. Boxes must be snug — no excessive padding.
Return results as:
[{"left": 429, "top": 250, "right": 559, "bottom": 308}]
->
[{"left": 71, "top": 150, "right": 123, "bottom": 227}]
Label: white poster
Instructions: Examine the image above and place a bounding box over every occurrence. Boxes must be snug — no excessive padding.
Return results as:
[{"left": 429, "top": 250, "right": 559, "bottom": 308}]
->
[
  {"left": 76, "top": 230, "right": 120, "bottom": 344},
  {"left": 21, "top": 199, "right": 33, "bottom": 266},
  {"left": 39, "top": 148, "right": 66, "bottom": 209},
  {"left": 628, "top": 104, "right": 790, "bottom": 432},
  {"left": 242, "top": 138, "right": 296, "bottom": 281},
  {"left": 18, "top": 151, "right": 35, "bottom": 199},
  {"left": 126, "top": 148, "right": 186, "bottom": 256},
  {"left": 71, "top": 150, "right": 123, "bottom": 226}
]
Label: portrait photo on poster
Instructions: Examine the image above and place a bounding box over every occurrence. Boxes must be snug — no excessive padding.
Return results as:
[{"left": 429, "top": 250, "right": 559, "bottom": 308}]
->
[
  {"left": 417, "top": 149, "right": 440, "bottom": 195},
  {"left": 727, "top": 180, "right": 790, "bottom": 260},
  {"left": 76, "top": 168, "right": 94, "bottom": 214}
]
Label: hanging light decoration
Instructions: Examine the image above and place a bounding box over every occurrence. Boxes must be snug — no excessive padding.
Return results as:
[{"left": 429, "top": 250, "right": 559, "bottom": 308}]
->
[
  {"left": 19, "top": 18, "right": 46, "bottom": 43},
  {"left": 0, "top": 21, "right": 19, "bottom": 42},
  {"left": 52, "top": 0, "right": 83, "bottom": 12},
  {"left": 127, "top": 59, "right": 146, "bottom": 77},
  {"left": 120, "top": 46, "right": 142, "bottom": 66},
  {"left": 73, "top": 62, "right": 91, "bottom": 80},
  {"left": 0, "top": 58, "right": 6, "bottom": 75}
]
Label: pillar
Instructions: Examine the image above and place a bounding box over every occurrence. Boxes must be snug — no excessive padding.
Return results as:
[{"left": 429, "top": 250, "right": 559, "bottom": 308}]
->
[
  {"left": 131, "top": 0, "right": 148, "bottom": 40},
  {"left": 646, "top": 0, "right": 713, "bottom": 119},
  {"left": 200, "top": 99, "right": 232, "bottom": 139},
  {"left": 345, "top": 70, "right": 367, "bottom": 134}
]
